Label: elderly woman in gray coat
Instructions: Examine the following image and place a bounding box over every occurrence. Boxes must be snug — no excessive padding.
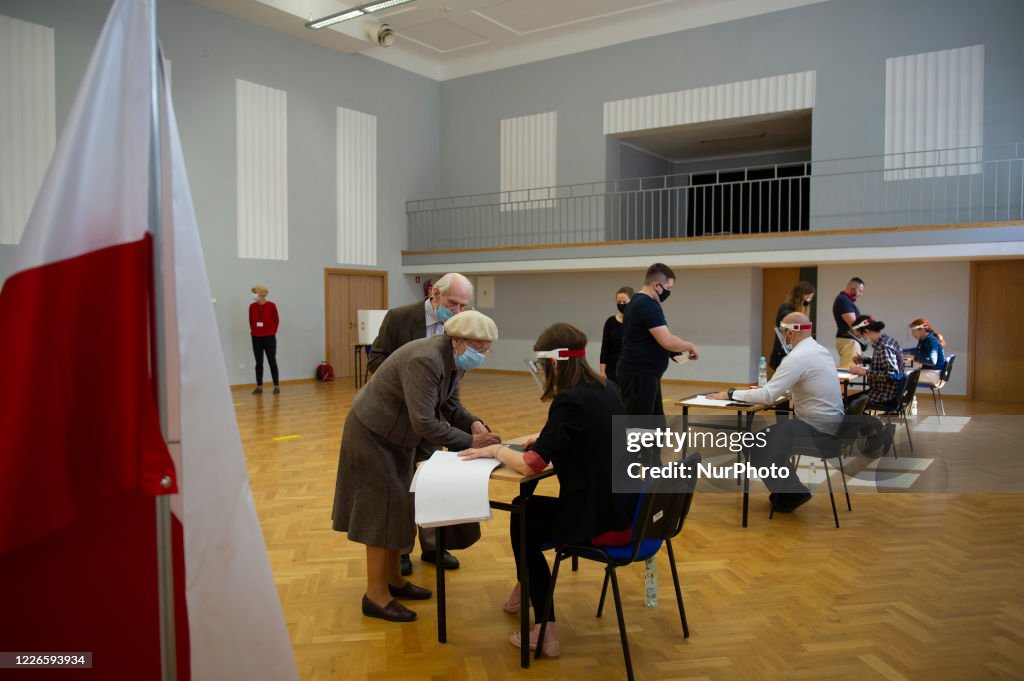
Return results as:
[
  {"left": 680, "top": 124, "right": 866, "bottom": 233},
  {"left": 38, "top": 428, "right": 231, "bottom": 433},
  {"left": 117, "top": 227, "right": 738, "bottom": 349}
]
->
[{"left": 332, "top": 311, "right": 502, "bottom": 623}]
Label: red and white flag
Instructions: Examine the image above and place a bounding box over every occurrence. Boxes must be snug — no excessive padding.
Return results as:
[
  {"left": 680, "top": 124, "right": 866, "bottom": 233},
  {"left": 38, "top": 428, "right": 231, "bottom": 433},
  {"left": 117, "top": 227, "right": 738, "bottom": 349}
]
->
[{"left": 0, "top": 1, "right": 297, "bottom": 678}]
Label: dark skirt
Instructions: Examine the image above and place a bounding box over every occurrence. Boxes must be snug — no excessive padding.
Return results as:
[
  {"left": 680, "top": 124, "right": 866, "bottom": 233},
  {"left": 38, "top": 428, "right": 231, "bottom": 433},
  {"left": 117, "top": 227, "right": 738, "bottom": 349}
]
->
[{"left": 331, "top": 410, "right": 416, "bottom": 550}]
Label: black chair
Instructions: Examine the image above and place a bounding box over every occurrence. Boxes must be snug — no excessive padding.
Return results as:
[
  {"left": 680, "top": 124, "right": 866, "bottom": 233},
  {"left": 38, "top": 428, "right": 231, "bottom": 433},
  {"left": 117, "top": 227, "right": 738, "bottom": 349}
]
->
[
  {"left": 772, "top": 393, "right": 868, "bottom": 528},
  {"left": 867, "top": 368, "right": 921, "bottom": 457},
  {"left": 920, "top": 354, "right": 956, "bottom": 417},
  {"left": 535, "top": 452, "right": 701, "bottom": 681}
]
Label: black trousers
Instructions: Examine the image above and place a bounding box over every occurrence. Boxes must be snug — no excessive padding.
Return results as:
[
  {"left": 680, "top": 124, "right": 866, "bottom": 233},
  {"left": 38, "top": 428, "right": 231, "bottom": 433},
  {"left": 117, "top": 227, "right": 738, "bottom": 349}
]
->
[
  {"left": 754, "top": 418, "right": 837, "bottom": 494},
  {"left": 616, "top": 368, "right": 665, "bottom": 420},
  {"left": 510, "top": 495, "right": 558, "bottom": 624},
  {"left": 251, "top": 335, "right": 279, "bottom": 386}
]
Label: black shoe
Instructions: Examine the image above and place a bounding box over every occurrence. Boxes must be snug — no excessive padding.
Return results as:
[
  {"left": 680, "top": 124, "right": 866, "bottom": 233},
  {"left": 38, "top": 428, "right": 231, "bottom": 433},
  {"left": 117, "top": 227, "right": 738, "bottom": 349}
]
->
[
  {"left": 273, "top": 385, "right": 280, "bottom": 395},
  {"left": 421, "top": 550, "right": 460, "bottom": 570},
  {"left": 388, "top": 581, "right": 432, "bottom": 600},
  {"left": 361, "top": 594, "right": 416, "bottom": 622},
  {"left": 773, "top": 491, "right": 813, "bottom": 513},
  {"left": 252, "top": 386, "right": 263, "bottom": 394},
  {"left": 399, "top": 554, "right": 413, "bottom": 576}
]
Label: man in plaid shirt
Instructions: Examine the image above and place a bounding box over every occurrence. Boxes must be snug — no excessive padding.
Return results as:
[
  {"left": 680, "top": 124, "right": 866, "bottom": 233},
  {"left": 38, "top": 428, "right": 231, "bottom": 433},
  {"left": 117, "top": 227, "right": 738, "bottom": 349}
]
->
[{"left": 849, "top": 315, "right": 905, "bottom": 406}]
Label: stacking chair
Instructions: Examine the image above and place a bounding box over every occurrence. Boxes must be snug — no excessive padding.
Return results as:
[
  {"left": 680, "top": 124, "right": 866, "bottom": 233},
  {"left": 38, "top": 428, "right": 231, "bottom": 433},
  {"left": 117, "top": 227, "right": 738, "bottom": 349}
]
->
[
  {"left": 536, "top": 452, "right": 701, "bottom": 681},
  {"left": 867, "top": 369, "right": 921, "bottom": 457},
  {"left": 772, "top": 393, "right": 868, "bottom": 528},
  {"left": 920, "top": 354, "right": 956, "bottom": 417}
]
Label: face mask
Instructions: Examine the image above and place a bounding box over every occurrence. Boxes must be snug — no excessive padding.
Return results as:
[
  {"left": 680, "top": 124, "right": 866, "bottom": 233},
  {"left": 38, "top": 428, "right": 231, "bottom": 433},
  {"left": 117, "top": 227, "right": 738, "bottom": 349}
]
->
[
  {"left": 455, "top": 345, "right": 485, "bottom": 371},
  {"left": 616, "top": 303, "right": 627, "bottom": 313},
  {"left": 436, "top": 305, "right": 455, "bottom": 322},
  {"left": 251, "top": 293, "right": 259, "bottom": 301},
  {"left": 656, "top": 285, "right": 671, "bottom": 303},
  {"left": 804, "top": 298, "right": 813, "bottom": 305}
]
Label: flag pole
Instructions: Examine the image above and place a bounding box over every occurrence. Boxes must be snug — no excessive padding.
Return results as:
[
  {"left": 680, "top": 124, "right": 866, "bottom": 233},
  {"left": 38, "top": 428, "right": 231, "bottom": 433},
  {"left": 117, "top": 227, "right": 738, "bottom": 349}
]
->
[{"left": 148, "top": 0, "right": 178, "bottom": 678}]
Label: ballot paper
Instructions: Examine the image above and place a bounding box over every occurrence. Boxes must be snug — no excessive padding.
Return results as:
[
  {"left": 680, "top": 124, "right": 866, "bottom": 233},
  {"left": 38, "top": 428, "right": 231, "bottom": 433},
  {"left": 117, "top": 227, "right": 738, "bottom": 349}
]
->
[
  {"left": 680, "top": 394, "right": 750, "bottom": 408},
  {"left": 412, "top": 451, "right": 502, "bottom": 528}
]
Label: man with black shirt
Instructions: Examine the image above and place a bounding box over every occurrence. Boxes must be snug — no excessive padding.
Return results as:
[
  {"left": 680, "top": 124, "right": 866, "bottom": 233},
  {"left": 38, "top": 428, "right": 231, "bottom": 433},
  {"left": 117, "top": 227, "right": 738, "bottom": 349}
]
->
[
  {"left": 832, "top": 277, "right": 865, "bottom": 367},
  {"left": 616, "top": 263, "right": 700, "bottom": 419}
]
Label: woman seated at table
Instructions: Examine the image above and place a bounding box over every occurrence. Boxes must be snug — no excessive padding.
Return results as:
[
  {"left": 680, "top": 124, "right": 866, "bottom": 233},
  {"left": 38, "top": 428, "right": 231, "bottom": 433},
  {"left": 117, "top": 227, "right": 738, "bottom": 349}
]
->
[
  {"left": 903, "top": 317, "right": 947, "bottom": 386},
  {"left": 848, "top": 315, "right": 904, "bottom": 453},
  {"left": 459, "top": 323, "right": 637, "bottom": 658}
]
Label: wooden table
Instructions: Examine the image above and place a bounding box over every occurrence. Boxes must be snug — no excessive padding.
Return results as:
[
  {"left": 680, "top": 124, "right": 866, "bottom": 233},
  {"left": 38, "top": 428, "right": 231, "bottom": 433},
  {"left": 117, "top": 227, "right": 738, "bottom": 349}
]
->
[
  {"left": 352, "top": 344, "right": 371, "bottom": 388},
  {"left": 675, "top": 394, "right": 788, "bottom": 527},
  {"left": 434, "top": 436, "right": 553, "bottom": 670}
]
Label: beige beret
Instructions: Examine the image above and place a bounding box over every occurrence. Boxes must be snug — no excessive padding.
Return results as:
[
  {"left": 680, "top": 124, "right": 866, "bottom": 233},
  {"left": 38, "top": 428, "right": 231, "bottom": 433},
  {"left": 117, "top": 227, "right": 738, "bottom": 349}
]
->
[
  {"left": 444, "top": 310, "right": 498, "bottom": 341},
  {"left": 252, "top": 285, "right": 268, "bottom": 295}
]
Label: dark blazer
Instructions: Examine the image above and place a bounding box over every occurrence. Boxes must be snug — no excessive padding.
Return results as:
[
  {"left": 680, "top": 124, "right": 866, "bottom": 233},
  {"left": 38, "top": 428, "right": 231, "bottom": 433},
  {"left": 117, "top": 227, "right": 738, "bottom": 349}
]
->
[
  {"left": 530, "top": 380, "right": 637, "bottom": 545},
  {"left": 367, "top": 299, "right": 429, "bottom": 374},
  {"left": 352, "top": 335, "right": 479, "bottom": 450}
]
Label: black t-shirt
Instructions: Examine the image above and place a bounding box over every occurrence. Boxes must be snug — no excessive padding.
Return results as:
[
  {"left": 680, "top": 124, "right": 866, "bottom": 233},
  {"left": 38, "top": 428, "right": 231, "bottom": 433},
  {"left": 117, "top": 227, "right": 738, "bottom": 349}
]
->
[
  {"left": 617, "top": 293, "right": 670, "bottom": 377},
  {"left": 600, "top": 315, "right": 624, "bottom": 378},
  {"left": 832, "top": 292, "right": 859, "bottom": 339}
]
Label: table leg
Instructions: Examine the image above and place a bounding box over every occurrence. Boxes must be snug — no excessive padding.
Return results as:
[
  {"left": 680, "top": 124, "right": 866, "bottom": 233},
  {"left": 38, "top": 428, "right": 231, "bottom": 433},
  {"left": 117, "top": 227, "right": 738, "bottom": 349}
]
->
[
  {"left": 741, "top": 410, "right": 756, "bottom": 528},
  {"left": 436, "top": 526, "right": 446, "bottom": 643}
]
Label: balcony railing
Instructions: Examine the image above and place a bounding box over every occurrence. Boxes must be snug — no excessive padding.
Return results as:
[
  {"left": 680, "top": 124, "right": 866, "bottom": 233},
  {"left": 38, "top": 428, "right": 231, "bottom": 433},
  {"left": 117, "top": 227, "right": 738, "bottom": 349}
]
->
[{"left": 406, "top": 143, "right": 1024, "bottom": 252}]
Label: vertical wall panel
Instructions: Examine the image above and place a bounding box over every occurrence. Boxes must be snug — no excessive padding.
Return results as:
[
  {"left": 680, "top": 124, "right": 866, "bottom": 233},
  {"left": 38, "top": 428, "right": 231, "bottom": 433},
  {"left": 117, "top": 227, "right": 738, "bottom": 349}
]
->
[
  {"left": 603, "top": 71, "right": 815, "bottom": 135},
  {"left": 0, "top": 15, "right": 56, "bottom": 245},
  {"left": 884, "top": 44, "right": 983, "bottom": 180},
  {"left": 236, "top": 79, "right": 288, "bottom": 260},
  {"left": 336, "top": 106, "right": 377, "bottom": 266},
  {"left": 500, "top": 111, "right": 556, "bottom": 211}
]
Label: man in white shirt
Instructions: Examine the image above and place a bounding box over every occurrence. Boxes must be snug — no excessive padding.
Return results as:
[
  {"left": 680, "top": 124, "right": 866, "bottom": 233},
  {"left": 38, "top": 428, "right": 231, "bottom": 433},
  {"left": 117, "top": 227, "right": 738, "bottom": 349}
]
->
[{"left": 710, "top": 312, "right": 845, "bottom": 512}]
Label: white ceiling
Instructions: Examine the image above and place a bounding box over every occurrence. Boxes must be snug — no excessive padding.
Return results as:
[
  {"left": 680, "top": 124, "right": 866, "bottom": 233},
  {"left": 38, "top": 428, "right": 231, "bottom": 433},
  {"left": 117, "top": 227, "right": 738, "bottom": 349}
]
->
[{"left": 193, "top": 0, "right": 832, "bottom": 81}]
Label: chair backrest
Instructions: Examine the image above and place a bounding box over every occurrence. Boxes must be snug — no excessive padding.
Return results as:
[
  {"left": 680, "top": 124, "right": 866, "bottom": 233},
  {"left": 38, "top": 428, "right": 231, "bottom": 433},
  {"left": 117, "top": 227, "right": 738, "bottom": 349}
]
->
[
  {"left": 630, "top": 452, "right": 701, "bottom": 554},
  {"left": 940, "top": 353, "right": 956, "bottom": 384},
  {"left": 898, "top": 369, "right": 922, "bottom": 412}
]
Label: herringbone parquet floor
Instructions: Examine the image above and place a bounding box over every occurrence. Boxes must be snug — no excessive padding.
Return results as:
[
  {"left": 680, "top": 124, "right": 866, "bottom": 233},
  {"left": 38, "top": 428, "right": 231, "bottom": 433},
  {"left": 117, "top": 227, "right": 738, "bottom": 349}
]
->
[{"left": 236, "top": 373, "right": 1024, "bottom": 681}]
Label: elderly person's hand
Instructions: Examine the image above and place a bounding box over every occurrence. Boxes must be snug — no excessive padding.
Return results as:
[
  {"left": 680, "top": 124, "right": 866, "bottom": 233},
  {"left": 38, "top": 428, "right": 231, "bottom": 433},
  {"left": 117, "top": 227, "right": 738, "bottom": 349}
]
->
[
  {"left": 458, "top": 444, "right": 501, "bottom": 460},
  {"left": 471, "top": 430, "right": 501, "bottom": 447}
]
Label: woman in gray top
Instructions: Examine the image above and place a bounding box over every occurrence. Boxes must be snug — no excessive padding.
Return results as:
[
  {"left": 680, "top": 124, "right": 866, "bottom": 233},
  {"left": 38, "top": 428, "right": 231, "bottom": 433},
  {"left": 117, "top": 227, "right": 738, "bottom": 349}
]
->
[{"left": 332, "top": 311, "right": 501, "bottom": 622}]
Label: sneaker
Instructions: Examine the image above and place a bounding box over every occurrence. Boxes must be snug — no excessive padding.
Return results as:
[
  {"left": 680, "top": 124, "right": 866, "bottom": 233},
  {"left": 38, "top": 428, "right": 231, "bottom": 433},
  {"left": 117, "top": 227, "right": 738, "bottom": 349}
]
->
[
  {"left": 252, "top": 386, "right": 263, "bottom": 395},
  {"left": 273, "top": 386, "right": 280, "bottom": 395}
]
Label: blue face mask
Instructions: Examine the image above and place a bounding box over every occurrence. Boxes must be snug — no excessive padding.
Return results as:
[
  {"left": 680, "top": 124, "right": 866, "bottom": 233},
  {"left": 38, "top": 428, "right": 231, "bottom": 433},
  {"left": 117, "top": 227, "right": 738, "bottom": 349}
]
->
[
  {"left": 436, "top": 305, "right": 455, "bottom": 322},
  {"left": 455, "top": 345, "right": 486, "bottom": 371}
]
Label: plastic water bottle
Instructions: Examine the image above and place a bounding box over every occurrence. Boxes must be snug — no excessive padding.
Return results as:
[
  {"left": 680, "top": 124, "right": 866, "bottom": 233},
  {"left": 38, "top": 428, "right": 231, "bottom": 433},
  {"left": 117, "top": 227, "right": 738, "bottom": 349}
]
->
[
  {"left": 808, "top": 459, "right": 817, "bottom": 493},
  {"left": 910, "top": 396, "right": 918, "bottom": 416},
  {"left": 757, "top": 356, "right": 768, "bottom": 387},
  {"left": 644, "top": 557, "right": 658, "bottom": 607}
]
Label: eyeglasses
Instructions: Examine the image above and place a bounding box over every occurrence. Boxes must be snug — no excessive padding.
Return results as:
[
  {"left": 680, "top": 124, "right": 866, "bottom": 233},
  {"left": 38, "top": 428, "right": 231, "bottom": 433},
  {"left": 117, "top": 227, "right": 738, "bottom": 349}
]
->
[{"left": 463, "top": 340, "right": 491, "bottom": 355}]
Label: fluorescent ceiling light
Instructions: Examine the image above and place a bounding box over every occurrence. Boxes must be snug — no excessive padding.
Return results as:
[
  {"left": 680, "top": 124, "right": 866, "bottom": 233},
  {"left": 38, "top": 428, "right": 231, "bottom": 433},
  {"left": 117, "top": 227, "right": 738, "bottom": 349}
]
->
[{"left": 305, "top": 0, "right": 415, "bottom": 30}]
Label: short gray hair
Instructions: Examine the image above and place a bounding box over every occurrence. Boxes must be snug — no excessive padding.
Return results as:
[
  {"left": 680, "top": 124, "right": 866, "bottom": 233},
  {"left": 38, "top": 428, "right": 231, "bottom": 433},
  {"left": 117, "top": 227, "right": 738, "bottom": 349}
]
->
[{"left": 435, "top": 272, "right": 474, "bottom": 298}]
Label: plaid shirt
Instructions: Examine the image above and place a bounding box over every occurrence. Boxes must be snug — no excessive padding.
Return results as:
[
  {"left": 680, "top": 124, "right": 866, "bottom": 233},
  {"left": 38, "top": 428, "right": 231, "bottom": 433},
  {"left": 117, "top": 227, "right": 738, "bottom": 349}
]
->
[{"left": 867, "top": 333, "right": 904, "bottom": 405}]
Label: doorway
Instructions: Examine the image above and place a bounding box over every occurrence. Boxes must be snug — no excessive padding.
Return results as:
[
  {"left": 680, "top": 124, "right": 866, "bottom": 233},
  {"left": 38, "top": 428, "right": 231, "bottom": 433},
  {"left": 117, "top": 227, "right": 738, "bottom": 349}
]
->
[
  {"left": 324, "top": 269, "right": 388, "bottom": 379},
  {"left": 761, "top": 266, "right": 818, "bottom": 375},
  {"left": 970, "top": 260, "right": 1022, "bottom": 401}
]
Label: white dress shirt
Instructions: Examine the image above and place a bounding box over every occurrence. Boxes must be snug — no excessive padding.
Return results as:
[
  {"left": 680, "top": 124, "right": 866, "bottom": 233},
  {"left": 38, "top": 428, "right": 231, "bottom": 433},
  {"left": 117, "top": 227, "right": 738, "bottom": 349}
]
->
[
  {"left": 423, "top": 298, "right": 445, "bottom": 338},
  {"left": 733, "top": 337, "right": 845, "bottom": 435}
]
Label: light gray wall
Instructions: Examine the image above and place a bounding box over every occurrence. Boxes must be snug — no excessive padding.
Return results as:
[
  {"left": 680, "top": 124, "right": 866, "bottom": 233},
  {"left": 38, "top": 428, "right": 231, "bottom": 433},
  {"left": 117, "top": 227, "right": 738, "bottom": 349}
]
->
[
  {"left": 438, "top": 0, "right": 1024, "bottom": 200},
  {"left": 817, "top": 262, "right": 970, "bottom": 395},
  {"left": 0, "top": 0, "right": 441, "bottom": 384}
]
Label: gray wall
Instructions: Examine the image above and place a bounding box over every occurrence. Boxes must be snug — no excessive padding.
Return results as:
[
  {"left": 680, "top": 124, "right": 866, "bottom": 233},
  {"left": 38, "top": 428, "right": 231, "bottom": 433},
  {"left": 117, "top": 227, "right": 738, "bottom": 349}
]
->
[
  {"left": 438, "top": 0, "right": 1024, "bottom": 199},
  {"left": 0, "top": 0, "right": 440, "bottom": 384}
]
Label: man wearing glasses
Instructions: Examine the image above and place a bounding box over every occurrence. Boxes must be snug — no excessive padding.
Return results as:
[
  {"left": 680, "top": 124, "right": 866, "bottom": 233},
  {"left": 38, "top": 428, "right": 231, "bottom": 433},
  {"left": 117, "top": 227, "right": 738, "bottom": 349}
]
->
[{"left": 366, "top": 272, "right": 475, "bottom": 575}]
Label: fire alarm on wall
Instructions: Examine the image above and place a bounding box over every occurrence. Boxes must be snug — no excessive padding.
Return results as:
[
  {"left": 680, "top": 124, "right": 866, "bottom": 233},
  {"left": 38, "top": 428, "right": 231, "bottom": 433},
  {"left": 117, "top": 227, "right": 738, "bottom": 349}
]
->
[{"left": 415, "top": 276, "right": 421, "bottom": 283}]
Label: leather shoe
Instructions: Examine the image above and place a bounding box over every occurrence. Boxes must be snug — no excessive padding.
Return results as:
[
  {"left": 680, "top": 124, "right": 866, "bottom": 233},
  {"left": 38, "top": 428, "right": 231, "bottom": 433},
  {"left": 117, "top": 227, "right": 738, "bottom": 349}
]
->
[
  {"left": 361, "top": 594, "right": 416, "bottom": 622},
  {"left": 388, "top": 581, "right": 432, "bottom": 600},
  {"left": 399, "top": 554, "right": 413, "bottom": 576},
  {"left": 421, "top": 550, "right": 460, "bottom": 570},
  {"left": 772, "top": 491, "right": 812, "bottom": 513}
]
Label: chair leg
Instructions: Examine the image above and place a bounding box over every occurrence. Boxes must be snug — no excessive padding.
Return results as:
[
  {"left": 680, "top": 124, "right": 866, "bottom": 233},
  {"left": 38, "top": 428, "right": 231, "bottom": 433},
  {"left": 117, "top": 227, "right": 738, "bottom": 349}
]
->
[
  {"left": 535, "top": 552, "right": 564, "bottom": 661},
  {"left": 937, "top": 388, "right": 946, "bottom": 417},
  {"left": 608, "top": 566, "right": 635, "bottom": 681},
  {"left": 887, "top": 415, "right": 898, "bottom": 460},
  {"left": 665, "top": 539, "right": 689, "bottom": 638},
  {"left": 597, "top": 570, "right": 610, "bottom": 618},
  {"left": 838, "top": 453, "right": 852, "bottom": 511},
  {"left": 930, "top": 387, "right": 939, "bottom": 420},
  {"left": 822, "top": 457, "right": 839, "bottom": 528},
  {"left": 903, "top": 412, "right": 914, "bottom": 451},
  {"left": 572, "top": 555, "right": 579, "bottom": 572}
]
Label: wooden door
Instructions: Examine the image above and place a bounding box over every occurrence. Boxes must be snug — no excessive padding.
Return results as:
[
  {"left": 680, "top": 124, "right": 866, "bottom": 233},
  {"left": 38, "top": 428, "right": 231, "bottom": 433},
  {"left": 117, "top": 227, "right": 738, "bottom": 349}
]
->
[
  {"left": 970, "top": 260, "right": 1023, "bottom": 401},
  {"left": 324, "top": 269, "right": 387, "bottom": 378},
  {"left": 761, "top": 267, "right": 800, "bottom": 371}
]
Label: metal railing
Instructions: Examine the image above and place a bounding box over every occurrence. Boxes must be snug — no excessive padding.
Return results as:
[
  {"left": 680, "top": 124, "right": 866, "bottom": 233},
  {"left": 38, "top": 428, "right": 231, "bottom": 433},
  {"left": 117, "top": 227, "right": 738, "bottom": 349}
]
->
[{"left": 406, "top": 143, "right": 1024, "bottom": 251}]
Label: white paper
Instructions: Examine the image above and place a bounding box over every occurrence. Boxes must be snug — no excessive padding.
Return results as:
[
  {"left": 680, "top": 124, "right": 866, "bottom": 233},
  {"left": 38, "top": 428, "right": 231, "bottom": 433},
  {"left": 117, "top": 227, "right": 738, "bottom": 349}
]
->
[
  {"left": 680, "top": 394, "right": 749, "bottom": 407},
  {"left": 413, "top": 451, "right": 501, "bottom": 528}
]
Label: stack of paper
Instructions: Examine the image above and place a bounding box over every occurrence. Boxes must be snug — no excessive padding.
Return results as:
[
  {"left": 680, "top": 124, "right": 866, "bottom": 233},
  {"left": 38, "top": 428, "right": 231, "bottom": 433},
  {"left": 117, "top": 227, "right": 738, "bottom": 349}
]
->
[{"left": 411, "top": 451, "right": 501, "bottom": 527}]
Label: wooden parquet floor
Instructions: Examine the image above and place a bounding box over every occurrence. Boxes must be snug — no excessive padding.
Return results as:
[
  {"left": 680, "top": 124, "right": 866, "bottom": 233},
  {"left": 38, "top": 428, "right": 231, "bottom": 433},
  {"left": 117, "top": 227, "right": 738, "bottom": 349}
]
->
[{"left": 236, "top": 373, "right": 1024, "bottom": 681}]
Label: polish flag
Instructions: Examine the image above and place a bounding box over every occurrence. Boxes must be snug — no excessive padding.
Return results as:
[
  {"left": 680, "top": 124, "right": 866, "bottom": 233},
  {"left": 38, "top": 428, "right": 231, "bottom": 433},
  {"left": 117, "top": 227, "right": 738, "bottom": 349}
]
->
[{"left": 0, "top": 1, "right": 297, "bottom": 679}]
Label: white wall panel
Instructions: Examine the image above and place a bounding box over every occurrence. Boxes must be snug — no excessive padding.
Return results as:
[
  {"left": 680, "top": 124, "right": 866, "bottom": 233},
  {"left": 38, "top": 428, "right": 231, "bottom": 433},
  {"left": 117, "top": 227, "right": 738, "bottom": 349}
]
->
[
  {"left": 884, "top": 45, "right": 984, "bottom": 180},
  {"left": 603, "top": 71, "right": 815, "bottom": 135},
  {"left": 236, "top": 79, "right": 288, "bottom": 260},
  {"left": 0, "top": 15, "right": 56, "bottom": 245},
  {"left": 500, "top": 111, "right": 556, "bottom": 210},
  {"left": 336, "top": 106, "right": 377, "bottom": 266}
]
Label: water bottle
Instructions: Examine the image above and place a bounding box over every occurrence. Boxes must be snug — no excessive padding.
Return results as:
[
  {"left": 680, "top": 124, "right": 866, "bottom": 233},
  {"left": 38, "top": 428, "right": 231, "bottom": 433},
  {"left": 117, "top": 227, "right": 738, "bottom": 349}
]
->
[
  {"left": 808, "top": 459, "right": 817, "bottom": 494},
  {"left": 757, "top": 356, "right": 768, "bottom": 387},
  {"left": 644, "top": 557, "right": 658, "bottom": 607},
  {"left": 910, "top": 396, "right": 918, "bottom": 416}
]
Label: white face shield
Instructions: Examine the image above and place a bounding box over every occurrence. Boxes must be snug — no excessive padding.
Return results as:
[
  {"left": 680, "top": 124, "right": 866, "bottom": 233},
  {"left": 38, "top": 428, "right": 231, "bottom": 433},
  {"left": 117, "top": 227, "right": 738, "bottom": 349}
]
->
[
  {"left": 776, "top": 321, "right": 812, "bottom": 354},
  {"left": 523, "top": 348, "right": 586, "bottom": 391}
]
